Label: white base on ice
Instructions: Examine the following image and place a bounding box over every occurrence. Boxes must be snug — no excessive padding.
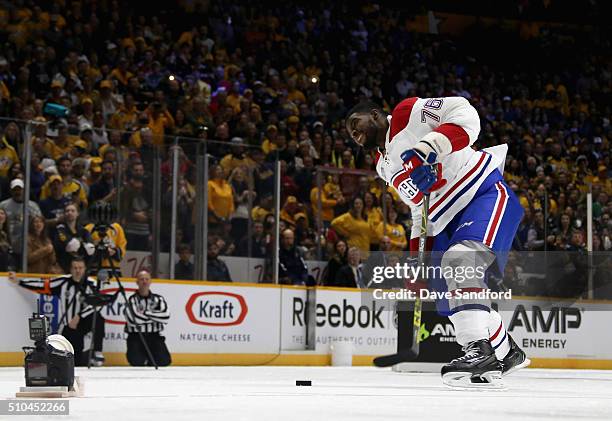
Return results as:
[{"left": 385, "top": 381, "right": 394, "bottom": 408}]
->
[
  {"left": 15, "top": 376, "right": 84, "bottom": 398},
  {"left": 2, "top": 367, "right": 612, "bottom": 420}
]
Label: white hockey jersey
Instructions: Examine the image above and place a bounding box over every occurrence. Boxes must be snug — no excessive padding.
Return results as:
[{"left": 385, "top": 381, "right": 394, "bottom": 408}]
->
[{"left": 375, "top": 97, "right": 507, "bottom": 247}]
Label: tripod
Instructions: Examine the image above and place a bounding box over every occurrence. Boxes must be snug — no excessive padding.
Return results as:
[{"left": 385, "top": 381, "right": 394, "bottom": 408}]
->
[{"left": 86, "top": 224, "right": 158, "bottom": 369}]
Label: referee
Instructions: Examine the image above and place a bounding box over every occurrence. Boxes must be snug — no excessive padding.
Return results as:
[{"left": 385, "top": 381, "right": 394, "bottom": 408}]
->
[
  {"left": 11, "top": 257, "right": 106, "bottom": 366},
  {"left": 124, "top": 270, "right": 171, "bottom": 366}
]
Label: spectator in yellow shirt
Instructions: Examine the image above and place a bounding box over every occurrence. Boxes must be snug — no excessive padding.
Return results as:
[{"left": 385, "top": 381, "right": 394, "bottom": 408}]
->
[
  {"left": 280, "top": 195, "right": 303, "bottom": 228},
  {"left": 147, "top": 102, "right": 175, "bottom": 145},
  {"left": 0, "top": 135, "right": 19, "bottom": 178},
  {"left": 108, "top": 93, "right": 139, "bottom": 131},
  {"left": 30, "top": 117, "right": 56, "bottom": 159},
  {"left": 109, "top": 57, "right": 134, "bottom": 88},
  {"left": 331, "top": 196, "right": 371, "bottom": 256},
  {"left": 363, "top": 191, "right": 383, "bottom": 227},
  {"left": 592, "top": 165, "right": 612, "bottom": 195},
  {"left": 373, "top": 206, "right": 407, "bottom": 252},
  {"left": 251, "top": 192, "right": 273, "bottom": 222},
  {"left": 50, "top": 124, "right": 75, "bottom": 160},
  {"left": 310, "top": 185, "right": 342, "bottom": 225},
  {"left": 39, "top": 156, "right": 88, "bottom": 208},
  {"left": 219, "top": 137, "right": 255, "bottom": 177},
  {"left": 262, "top": 125, "right": 279, "bottom": 155},
  {"left": 208, "top": 164, "right": 235, "bottom": 223},
  {"left": 84, "top": 221, "right": 127, "bottom": 273}
]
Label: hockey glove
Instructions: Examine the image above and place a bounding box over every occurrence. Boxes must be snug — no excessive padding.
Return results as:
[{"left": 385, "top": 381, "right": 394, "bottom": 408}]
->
[{"left": 400, "top": 148, "right": 446, "bottom": 194}]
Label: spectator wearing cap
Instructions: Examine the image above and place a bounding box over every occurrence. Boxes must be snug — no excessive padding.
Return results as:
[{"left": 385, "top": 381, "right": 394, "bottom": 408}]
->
[
  {"left": 48, "top": 80, "right": 65, "bottom": 102},
  {"left": 0, "top": 178, "right": 42, "bottom": 266},
  {"left": 50, "top": 124, "right": 74, "bottom": 160},
  {"left": 109, "top": 93, "right": 139, "bottom": 131},
  {"left": 208, "top": 164, "right": 235, "bottom": 227},
  {"left": 220, "top": 137, "right": 254, "bottom": 177},
  {"left": 72, "top": 139, "right": 91, "bottom": 159},
  {"left": 279, "top": 195, "right": 303, "bottom": 228},
  {"left": 294, "top": 212, "right": 316, "bottom": 256},
  {"left": 286, "top": 115, "right": 300, "bottom": 140},
  {"left": 30, "top": 117, "right": 55, "bottom": 159},
  {"left": 262, "top": 124, "right": 279, "bottom": 155},
  {"left": 39, "top": 156, "right": 88, "bottom": 209},
  {"left": 89, "top": 160, "right": 117, "bottom": 205},
  {"left": 78, "top": 97, "right": 95, "bottom": 130},
  {"left": 99, "top": 79, "right": 121, "bottom": 120},
  {"left": 79, "top": 123, "right": 96, "bottom": 150},
  {"left": 87, "top": 157, "right": 103, "bottom": 187},
  {"left": 593, "top": 165, "right": 612, "bottom": 195},
  {"left": 0, "top": 126, "right": 20, "bottom": 178},
  {"left": 39, "top": 175, "right": 71, "bottom": 226}
]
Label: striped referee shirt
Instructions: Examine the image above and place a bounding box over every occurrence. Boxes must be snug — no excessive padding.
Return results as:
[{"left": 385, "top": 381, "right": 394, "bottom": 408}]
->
[
  {"left": 124, "top": 291, "right": 170, "bottom": 334},
  {"left": 19, "top": 275, "right": 97, "bottom": 331}
]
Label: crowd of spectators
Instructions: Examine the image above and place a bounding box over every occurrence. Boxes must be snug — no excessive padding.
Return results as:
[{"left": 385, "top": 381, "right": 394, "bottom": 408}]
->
[{"left": 0, "top": 1, "right": 610, "bottom": 293}]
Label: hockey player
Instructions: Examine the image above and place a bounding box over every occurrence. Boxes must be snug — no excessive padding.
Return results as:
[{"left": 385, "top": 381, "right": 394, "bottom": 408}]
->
[{"left": 345, "top": 97, "right": 530, "bottom": 388}]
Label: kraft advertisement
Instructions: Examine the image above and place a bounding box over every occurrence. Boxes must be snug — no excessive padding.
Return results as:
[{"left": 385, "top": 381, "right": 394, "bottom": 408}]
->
[{"left": 1, "top": 276, "right": 611, "bottom": 368}]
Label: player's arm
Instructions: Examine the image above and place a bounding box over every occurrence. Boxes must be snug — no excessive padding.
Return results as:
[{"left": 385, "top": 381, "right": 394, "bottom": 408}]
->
[
  {"left": 401, "top": 96, "right": 480, "bottom": 194},
  {"left": 413, "top": 96, "right": 480, "bottom": 158}
]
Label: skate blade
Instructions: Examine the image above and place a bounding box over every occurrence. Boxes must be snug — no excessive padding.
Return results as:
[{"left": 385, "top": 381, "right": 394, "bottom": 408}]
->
[
  {"left": 442, "top": 371, "right": 506, "bottom": 391},
  {"left": 503, "top": 358, "right": 531, "bottom": 377}
]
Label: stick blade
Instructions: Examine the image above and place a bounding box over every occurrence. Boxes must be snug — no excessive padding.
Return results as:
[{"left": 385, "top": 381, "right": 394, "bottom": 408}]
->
[{"left": 372, "top": 350, "right": 418, "bottom": 367}]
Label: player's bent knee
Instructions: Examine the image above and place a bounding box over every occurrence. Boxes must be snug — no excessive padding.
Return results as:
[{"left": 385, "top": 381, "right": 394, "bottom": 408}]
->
[{"left": 441, "top": 242, "right": 490, "bottom": 290}]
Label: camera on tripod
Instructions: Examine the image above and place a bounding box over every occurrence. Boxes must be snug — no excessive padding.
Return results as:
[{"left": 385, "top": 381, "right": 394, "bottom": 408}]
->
[{"left": 23, "top": 312, "right": 74, "bottom": 388}]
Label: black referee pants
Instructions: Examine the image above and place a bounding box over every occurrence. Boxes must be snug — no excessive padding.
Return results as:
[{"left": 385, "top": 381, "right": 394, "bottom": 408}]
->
[
  {"left": 61, "top": 312, "right": 106, "bottom": 366},
  {"left": 126, "top": 333, "right": 171, "bottom": 367}
]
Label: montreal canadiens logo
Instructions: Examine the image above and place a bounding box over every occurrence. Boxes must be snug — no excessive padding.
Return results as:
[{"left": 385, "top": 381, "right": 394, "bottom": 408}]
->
[
  {"left": 185, "top": 292, "right": 248, "bottom": 326},
  {"left": 99, "top": 287, "right": 138, "bottom": 325}
]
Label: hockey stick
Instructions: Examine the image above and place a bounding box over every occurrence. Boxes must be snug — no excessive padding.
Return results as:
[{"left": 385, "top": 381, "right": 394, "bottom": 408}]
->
[{"left": 373, "top": 193, "right": 430, "bottom": 367}]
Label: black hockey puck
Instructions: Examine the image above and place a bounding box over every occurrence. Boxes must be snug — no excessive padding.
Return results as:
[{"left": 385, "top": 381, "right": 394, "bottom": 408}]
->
[{"left": 296, "top": 380, "right": 312, "bottom": 386}]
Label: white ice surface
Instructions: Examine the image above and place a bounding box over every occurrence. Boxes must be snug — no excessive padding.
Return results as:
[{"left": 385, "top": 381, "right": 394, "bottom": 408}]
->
[{"left": 1, "top": 366, "right": 612, "bottom": 421}]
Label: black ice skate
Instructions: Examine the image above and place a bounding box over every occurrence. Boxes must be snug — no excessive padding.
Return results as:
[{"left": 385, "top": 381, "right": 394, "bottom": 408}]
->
[
  {"left": 502, "top": 334, "right": 530, "bottom": 376},
  {"left": 441, "top": 339, "right": 505, "bottom": 390}
]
